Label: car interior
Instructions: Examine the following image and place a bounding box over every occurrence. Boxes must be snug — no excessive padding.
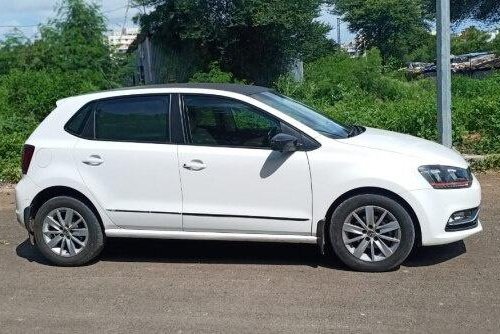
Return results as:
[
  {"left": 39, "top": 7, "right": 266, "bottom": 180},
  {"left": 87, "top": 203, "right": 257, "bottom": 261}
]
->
[{"left": 184, "top": 100, "right": 281, "bottom": 148}]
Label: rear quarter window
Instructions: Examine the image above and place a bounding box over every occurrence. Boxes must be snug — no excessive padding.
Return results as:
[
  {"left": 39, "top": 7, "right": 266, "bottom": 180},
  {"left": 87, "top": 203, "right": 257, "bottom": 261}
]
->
[{"left": 65, "top": 104, "right": 92, "bottom": 136}]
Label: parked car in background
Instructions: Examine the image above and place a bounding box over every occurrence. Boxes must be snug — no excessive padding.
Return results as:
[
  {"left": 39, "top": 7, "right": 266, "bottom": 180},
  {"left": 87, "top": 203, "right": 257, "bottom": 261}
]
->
[{"left": 15, "top": 84, "right": 481, "bottom": 271}]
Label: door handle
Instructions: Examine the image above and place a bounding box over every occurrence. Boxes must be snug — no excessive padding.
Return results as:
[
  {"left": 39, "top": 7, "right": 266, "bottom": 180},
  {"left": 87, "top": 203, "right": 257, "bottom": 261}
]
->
[
  {"left": 183, "top": 160, "right": 206, "bottom": 171},
  {"left": 82, "top": 155, "right": 104, "bottom": 166}
]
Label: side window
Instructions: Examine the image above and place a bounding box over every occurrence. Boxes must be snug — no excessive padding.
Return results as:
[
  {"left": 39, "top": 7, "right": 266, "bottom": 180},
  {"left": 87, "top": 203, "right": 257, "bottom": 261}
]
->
[
  {"left": 183, "top": 95, "right": 280, "bottom": 148},
  {"left": 95, "top": 96, "right": 170, "bottom": 143}
]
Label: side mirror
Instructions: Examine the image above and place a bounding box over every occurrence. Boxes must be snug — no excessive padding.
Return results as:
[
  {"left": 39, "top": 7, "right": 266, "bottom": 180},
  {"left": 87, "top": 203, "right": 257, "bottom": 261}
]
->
[{"left": 270, "top": 133, "right": 298, "bottom": 152}]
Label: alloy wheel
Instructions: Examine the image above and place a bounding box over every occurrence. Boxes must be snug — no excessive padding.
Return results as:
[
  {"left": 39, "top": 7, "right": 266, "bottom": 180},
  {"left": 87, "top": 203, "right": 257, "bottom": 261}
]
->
[
  {"left": 41, "top": 208, "right": 89, "bottom": 257},
  {"left": 342, "top": 205, "right": 401, "bottom": 262}
]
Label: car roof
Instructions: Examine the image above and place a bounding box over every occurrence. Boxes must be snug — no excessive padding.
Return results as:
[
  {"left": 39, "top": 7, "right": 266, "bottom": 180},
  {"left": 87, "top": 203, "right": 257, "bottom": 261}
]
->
[
  {"left": 109, "top": 83, "right": 273, "bottom": 96},
  {"left": 56, "top": 83, "right": 274, "bottom": 107}
]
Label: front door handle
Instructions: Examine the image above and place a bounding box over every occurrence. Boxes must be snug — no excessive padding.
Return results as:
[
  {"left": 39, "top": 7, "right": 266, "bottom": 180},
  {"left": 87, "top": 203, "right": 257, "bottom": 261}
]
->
[
  {"left": 82, "top": 155, "right": 104, "bottom": 166},
  {"left": 183, "top": 160, "right": 206, "bottom": 171}
]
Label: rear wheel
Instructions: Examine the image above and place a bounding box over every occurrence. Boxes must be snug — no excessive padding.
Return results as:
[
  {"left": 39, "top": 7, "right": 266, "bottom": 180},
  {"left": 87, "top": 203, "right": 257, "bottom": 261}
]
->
[
  {"left": 329, "top": 194, "right": 415, "bottom": 272},
  {"left": 33, "top": 196, "right": 105, "bottom": 266}
]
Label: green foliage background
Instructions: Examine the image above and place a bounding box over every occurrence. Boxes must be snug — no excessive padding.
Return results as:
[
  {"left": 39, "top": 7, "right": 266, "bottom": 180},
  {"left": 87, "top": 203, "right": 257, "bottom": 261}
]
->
[
  {"left": 0, "top": 0, "right": 131, "bottom": 182},
  {"left": 1, "top": 0, "right": 500, "bottom": 183}
]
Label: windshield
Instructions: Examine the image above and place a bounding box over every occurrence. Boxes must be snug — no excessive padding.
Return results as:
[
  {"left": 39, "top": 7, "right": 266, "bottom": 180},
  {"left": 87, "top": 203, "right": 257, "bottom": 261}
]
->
[{"left": 253, "top": 91, "right": 350, "bottom": 139}]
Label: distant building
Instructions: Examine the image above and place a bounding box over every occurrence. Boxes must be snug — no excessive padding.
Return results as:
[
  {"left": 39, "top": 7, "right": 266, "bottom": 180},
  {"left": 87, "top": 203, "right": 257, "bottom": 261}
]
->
[
  {"left": 341, "top": 41, "right": 358, "bottom": 57},
  {"left": 107, "top": 28, "right": 139, "bottom": 53},
  {"left": 488, "top": 29, "right": 499, "bottom": 42}
]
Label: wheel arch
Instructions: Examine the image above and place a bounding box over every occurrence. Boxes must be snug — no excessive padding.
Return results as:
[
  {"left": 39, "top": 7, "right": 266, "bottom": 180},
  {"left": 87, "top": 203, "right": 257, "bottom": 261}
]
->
[
  {"left": 30, "top": 186, "right": 104, "bottom": 230},
  {"left": 323, "top": 187, "right": 422, "bottom": 247}
]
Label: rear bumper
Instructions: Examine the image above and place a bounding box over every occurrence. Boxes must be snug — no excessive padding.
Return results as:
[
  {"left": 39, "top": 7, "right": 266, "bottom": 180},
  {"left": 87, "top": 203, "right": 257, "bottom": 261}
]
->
[
  {"left": 403, "top": 176, "right": 482, "bottom": 246},
  {"left": 15, "top": 176, "right": 40, "bottom": 230}
]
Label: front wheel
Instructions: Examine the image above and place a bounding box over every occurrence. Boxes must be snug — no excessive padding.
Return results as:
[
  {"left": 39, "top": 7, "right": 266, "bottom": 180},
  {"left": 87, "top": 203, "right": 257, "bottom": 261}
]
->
[
  {"left": 33, "top": 196, "right": 105, "bottom": 266},
  {"left": 329, "top": 194, "right": 415, "bottom": 272}
]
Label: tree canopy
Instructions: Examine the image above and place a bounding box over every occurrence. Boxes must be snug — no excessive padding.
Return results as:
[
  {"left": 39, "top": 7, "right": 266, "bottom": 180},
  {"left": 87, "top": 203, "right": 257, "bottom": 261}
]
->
[
  {"left": 35, "top": 0, "right": 111, "bottom": 73},
  {"left": 423, "top": 0, "right": 500, "bottom": 22},
  {"left": 133, "top": 0, "right": 336, "bottom": 84},
  {"left": 329, "top": 0, "right": 429, "bottom": 63},
  {"left": 0, "top": 0, "right": 128, "bottom": 85},
  {"left": 452, "top": 26, "right": 492, "bottom": 55},
  {"left": 329, "top": 0, "right": 500, "bottom": 63}
]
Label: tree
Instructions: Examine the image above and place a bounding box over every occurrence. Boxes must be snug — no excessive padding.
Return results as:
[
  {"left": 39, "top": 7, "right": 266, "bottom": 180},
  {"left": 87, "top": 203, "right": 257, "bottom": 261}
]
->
[
  {"left": 490, "top": 33, "right": 500, "bottom": 56},
  {"left": 0, "top": 0, "right": 129, "bottom": 86},
  {"left": 422, "top": 0, "right": 500, "bottom": 22},
  {"left": 452, "top": 26, "right": 491, "bottom": 55},
  {"left": 0, "top": 30, "right": 30, "bottom": 75},
  {"left": 408, "top": 27, "right": 493, "bottom": 62},
  {"left": 34, "top": 0, "right": 128, "bottom": 84},
  {"left": 407, "top": 33, "right": 436, "bottom": 62},
  {"left": 329, "top": 0, "right": 430, "bottom": 64},
  {"left": 0, "top": 0, "right": 132, "bottom": 128},
  {"left": 133, "top": 0, "right": 335, "bottom": 84}
]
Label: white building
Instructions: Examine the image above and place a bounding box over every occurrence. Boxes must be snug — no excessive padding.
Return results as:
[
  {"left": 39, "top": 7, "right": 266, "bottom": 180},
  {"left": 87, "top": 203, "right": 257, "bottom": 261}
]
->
[
  {"left": 107, "top": 28, "right": 139, "bottom": 53},
  {"left": 341, "top": 41, "right": 358, "bottom": 57},
  {"left": 488, "top": 29, "right": 499, "bottom": 42}
]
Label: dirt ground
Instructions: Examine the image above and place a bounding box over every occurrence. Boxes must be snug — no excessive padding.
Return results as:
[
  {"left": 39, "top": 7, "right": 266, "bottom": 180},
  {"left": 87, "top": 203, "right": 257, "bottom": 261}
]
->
[{"left": 0, "top": 173, "right": 499, "bottom": 333}]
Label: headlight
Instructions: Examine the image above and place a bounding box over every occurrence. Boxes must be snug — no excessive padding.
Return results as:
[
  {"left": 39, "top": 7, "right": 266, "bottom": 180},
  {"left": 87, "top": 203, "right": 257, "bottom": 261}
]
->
[{"left": 418, "top": 165, "right": 472, "bottom": 189}]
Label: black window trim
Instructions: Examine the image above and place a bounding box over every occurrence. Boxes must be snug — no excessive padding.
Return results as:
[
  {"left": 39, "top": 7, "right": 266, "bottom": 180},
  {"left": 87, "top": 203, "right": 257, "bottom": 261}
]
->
[
  {"left": 64, "top": 104, "right": 93, "bottom": 138},
  {"left": 178, "top": 93, "right": 320, "bottom": 151},
  {"left": 64, "top": 94, "right": 173, "bottom": 145}
]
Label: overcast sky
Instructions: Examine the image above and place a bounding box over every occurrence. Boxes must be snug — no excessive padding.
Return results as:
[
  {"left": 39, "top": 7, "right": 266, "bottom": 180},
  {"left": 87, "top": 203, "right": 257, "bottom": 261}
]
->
[{"left": 0, "top": 0, "right": 356, "bottom": 43}]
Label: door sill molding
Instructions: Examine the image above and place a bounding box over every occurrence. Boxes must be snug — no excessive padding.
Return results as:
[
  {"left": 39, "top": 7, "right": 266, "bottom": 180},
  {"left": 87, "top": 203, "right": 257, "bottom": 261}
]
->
[{"left": 105, "top": 229, "right": 317, "bottom": 244}]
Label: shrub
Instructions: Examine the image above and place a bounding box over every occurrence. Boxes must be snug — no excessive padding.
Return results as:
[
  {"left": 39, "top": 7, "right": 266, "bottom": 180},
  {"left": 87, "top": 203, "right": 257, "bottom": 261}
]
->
[
  {"left": 0, "top": 69, "right": 105, "bottom": 182},
  {"left": 190, "top": 62, "right": 245, "bottom": 84},
  {"left": 0, "top": 113, "right": 37, "bottom": 182},
  {"left": 0, "top": 69, "right": 103, "bottom": 121}
]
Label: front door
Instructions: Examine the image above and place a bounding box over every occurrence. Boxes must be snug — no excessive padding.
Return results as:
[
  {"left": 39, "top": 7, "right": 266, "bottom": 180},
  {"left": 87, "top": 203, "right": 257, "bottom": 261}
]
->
[
  {"left": 73, "top": 95, "right": 182, "bottom": 230},
  {"left": 177, "top": 94, "right": 312, "bottom": 235}
]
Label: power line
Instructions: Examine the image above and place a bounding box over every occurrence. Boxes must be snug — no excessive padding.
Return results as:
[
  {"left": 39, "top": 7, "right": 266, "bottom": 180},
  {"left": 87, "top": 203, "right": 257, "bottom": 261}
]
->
[
  {"left": 120, "top": 0, "right": 131, "bottom": 37},
  {"left": 103, "top": 4, "right": 128, "bottom": 14}
]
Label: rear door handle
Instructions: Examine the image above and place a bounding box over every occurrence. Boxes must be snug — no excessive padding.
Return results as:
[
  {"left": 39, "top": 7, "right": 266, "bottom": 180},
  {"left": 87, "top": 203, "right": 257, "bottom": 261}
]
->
[
  {"left": 183, "top": 160, "right": 206, "bottom": 171},
  {"left": 82, "top": 155, "right": 104, "bottom": 166}
]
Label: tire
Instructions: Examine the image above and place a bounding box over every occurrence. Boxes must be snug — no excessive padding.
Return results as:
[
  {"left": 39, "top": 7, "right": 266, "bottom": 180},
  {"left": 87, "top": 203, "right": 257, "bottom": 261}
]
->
[
  {"left": 329, "top": 194, "right": 415, "bottom": 272},
  {"left": 33, "top": 196, "right": 105, "bottom": 266}
]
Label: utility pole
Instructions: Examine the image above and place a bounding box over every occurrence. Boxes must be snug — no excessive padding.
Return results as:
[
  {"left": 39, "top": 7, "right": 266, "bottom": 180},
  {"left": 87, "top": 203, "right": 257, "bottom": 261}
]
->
[
  {"left": 144, "top": 34, "right": 154, "bottom": 84},
  {"left": 437, "top": 0, "right": 452, "bottom": 147},
  {"left": 337, "top": 18, "right": 341, "bottom": 45}
]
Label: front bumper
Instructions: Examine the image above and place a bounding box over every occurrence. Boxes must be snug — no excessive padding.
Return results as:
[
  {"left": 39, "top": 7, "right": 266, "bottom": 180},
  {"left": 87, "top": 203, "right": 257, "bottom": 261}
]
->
[{"left": 403, "top": 176, "right": 482, "bottom": 246}]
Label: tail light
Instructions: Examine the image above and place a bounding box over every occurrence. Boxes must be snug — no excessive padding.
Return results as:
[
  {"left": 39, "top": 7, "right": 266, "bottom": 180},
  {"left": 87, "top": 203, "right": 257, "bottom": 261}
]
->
[{"left": 21, "top": 144, "right": 35, "bottom": 174}]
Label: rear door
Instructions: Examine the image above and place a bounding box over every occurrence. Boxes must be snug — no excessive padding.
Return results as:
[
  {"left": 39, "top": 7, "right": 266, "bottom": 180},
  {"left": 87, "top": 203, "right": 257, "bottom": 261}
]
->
[{"left": 72, "top": 95, "right": 182, "bottom": 230}]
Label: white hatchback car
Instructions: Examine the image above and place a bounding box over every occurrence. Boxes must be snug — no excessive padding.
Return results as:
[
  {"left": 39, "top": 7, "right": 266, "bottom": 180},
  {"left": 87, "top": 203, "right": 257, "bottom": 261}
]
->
[{"left": 15, "top": 84, "right": 481, "bottom": 271}]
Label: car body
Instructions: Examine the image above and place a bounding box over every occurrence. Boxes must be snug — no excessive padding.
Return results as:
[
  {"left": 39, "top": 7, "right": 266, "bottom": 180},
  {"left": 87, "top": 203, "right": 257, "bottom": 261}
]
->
[{"left": 15, "top": 84, "right": 482, "bottom": 271}]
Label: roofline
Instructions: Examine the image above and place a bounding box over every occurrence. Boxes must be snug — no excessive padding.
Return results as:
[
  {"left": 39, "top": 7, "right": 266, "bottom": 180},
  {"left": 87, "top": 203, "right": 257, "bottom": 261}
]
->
[
  {"left": 56, "top": 84, "right": 274, "bottom": 107},
  {"left": 107, "top": 83, "right": 273, "bottom": 96}
]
